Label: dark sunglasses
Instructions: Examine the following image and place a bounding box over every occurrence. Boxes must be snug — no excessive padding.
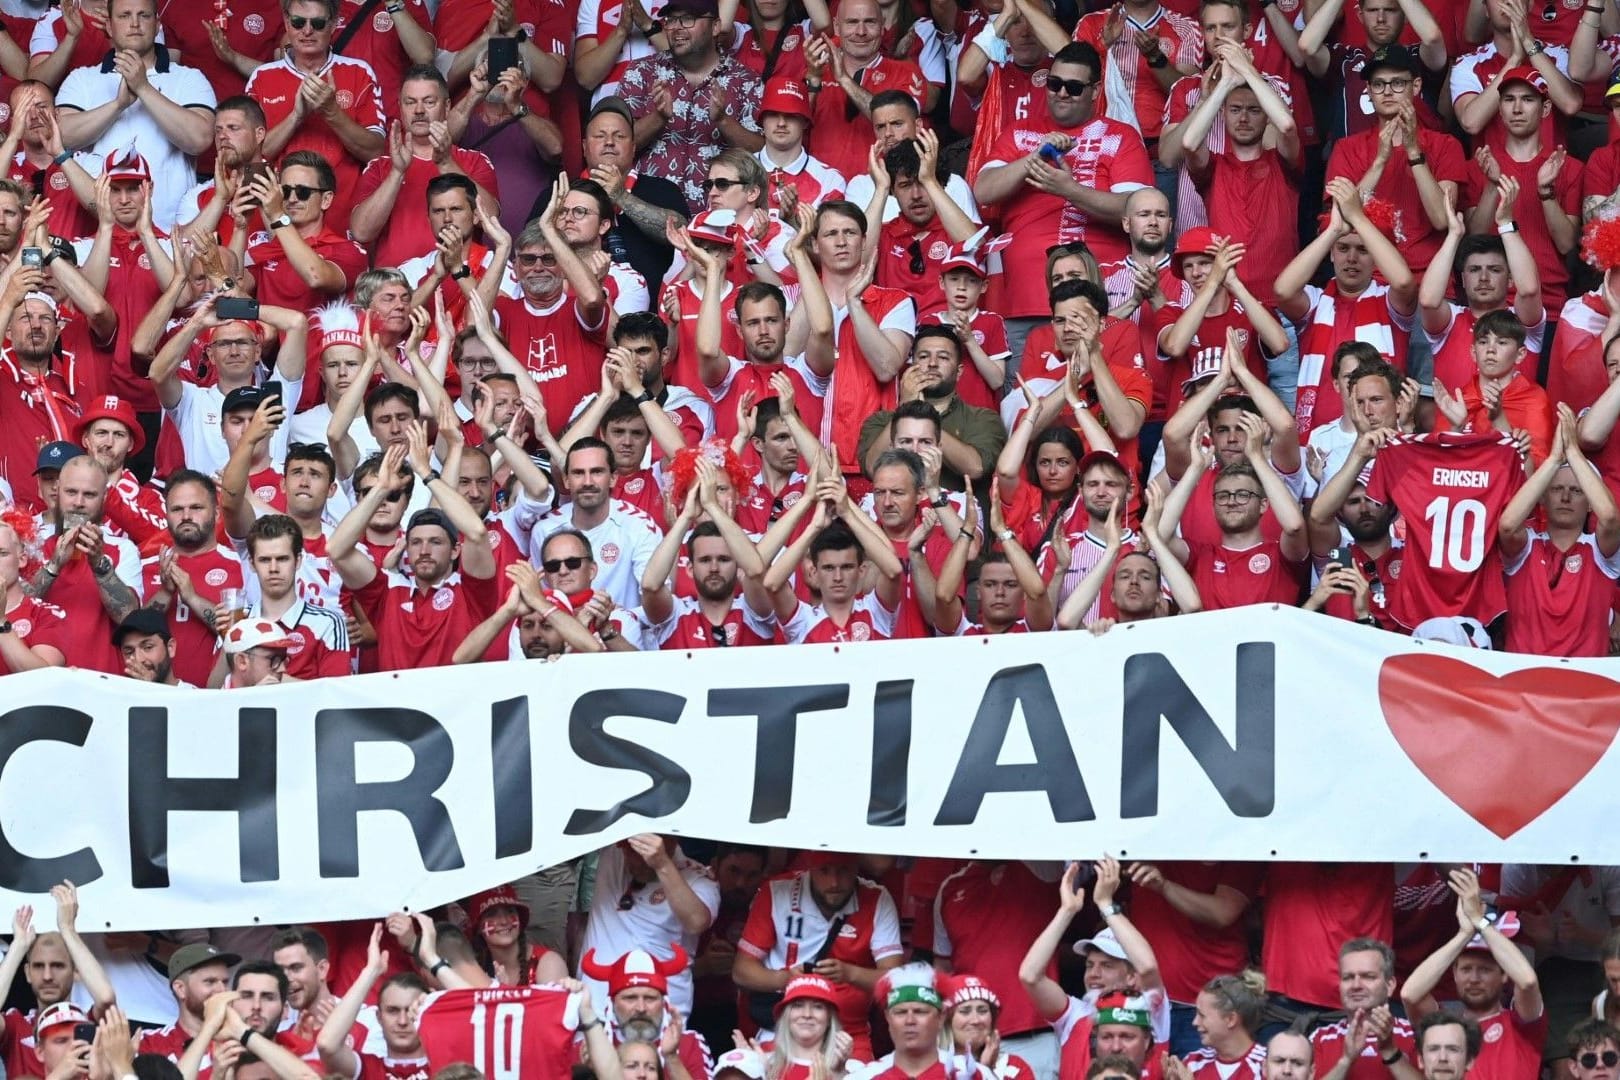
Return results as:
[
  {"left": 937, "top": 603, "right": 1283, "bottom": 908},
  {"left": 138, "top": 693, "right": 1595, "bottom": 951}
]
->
[
  {"left": 542, "top": 555, "right": 587, "bottom": 572},
  {"left": 702, "top": 177, "right": 743, "bottom": 194},
  {"left": 357, "top": 485, "right": 407, "bottom": 503},
  {"left": 516, "top": 252, "right": 558, "bottom": 267},
  {"left": 1047, "top": 77, "right": 1094, "bottom": 97},
  {"left": 288, "top": 14, "right": 330, "bottom": 29},
  {"left": 1581, "top": 1053, "right": 1620, "bottom": 1070},
  {"left": 908, "top": 238, "right": 925, "bottom": 276},
  {"left": 281, "top": 183, "right": 327, "bottom": 201}
]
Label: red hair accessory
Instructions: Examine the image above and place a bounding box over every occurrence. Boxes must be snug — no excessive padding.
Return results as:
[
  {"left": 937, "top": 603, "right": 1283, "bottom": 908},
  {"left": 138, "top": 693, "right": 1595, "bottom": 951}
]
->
[
  {"left": 670, "top": 439, "right": 751, "bottom": 509},
  {"left": 0, "top": 507, "right": 40, "bottom": 577},
  {"left": 1584, "top": 211, "right": 1620, "bottom": 271},
  {"left": 1361, "top": 196, "right": 1398, "bottom": 237}
]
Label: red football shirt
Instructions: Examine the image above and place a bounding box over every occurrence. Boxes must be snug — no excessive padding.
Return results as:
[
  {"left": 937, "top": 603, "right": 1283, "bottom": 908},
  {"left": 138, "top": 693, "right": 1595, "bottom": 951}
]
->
[
  {"left": 1128, "top": 862, "right": 1262, "bottom": 1003},
  {"left": 245, "top": 226, "right": 370, "bottom": 314},
  {"left": 353, "top": 148, "right": 500, "bottom": 270},
  {"left": 1184, "top": 539, "right": 1307, "bottom": 610},
  {"left": 1153, "top": 298, "right": 1270, "bottom": 414},
  {"left": 160, "top": 0, "right": 282, "bottom": 100},
  {"left": 1504, "top": 532, "right": 1620, "bottom": 658},
  {"left": 1323, "top": 126, "right": 1467, "bottom": 273},
  {"left": 805, "top": 56, "right": 927, "bottom": 180},
  {"left": 1073, "top": 6, "right": 1202, "bottom": 140},
  {"left": 415, "top": 985, "right": 579, "bottom": 1078},
  {"left": 984, "top": 118, "right": 1153, "bottom": 311},
  {"left": 0, "top": 597, "right": 67, "bottom": 675},
  {"left": 142, "top": 544, "right": 243, "bottom": 687},
  {"left": 351, "top": 569, "right": 500, "bottom": 671},
  {"left": 1460, "top": 150, "right": 1581, "bottom": 309},
  {"left": 338, "top": 0, "right": 439, "bottom": 121},
  {"left": 932, "top": 861, "right": 1059, "bottom": 1036},
  {"left": 493, "top": 292, "right": 608, "bottom": 437},
  {"left": 1467, "top": 1008, "right": 1547, "bottom": 1080},
  {"left": 1363, "top": 430, "right": 1525, "bottom": 629},
  {"left": 1312, "top": 1016, "right": 1417, "bottom": 1080},
  {"left": 1267, "top": 862, "right": 1395, "bottom": 1008}
]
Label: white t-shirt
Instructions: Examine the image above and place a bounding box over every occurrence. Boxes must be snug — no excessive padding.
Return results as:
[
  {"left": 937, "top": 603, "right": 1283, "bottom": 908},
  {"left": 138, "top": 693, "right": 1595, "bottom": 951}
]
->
[
  {"left": 578, "top": 843, "right": 720, "bottom": 1017},
  {"left": 515, "top": 499, "right": 665, "bottom": 610},
  {"left": 56, "top": 50, "right": 216, "bottom": 230},
  {"left": 165, "top": 377, "right": 304, "bottom": 479}
]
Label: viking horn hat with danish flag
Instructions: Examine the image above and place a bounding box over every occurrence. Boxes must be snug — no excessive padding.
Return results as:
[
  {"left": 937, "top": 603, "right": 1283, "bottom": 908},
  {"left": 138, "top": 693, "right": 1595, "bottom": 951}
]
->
[{"left": 580, "top": 944, "right": 691, "bottom": 998}]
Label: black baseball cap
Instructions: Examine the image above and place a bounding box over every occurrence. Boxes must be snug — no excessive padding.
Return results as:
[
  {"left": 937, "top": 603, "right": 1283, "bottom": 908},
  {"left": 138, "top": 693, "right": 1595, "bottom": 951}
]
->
[
  {"left": 1359, "top": 45, "right": 1419, "bottom": 78},
  {"left": 114, "top": 608, "right": 171, "bottom": 644},
  {"left": 221, "top": 385, "right": 269, "bottom": 414},
  {"left": 407, "top": 507, "right": 459, "bottom": 542}
]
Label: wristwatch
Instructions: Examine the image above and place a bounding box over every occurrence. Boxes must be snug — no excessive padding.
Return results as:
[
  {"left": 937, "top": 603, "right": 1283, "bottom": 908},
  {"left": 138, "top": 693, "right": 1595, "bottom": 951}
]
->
[
  {"left": 0, "top": 620, "right": 13, "bottom": 635},
  {"left": 386, "top": 0, "right": 404, "bottom": 10},
  {"left": 450, "top": 265, "right": 472, "bottom": 280},
  {"left": 418, "top": 469, "right": 442, "bottom": 484},
  {"left": 268, "top": 214, "right": 292, "bottom": 230},
  {"left": 632, "top": 389, "right": 656, "bottom": 405},
  {"left": 1406, "top": 153, "right": 1427, "bottom": 168},
  {"left": 1098, "top": 902, "right": 1122, "bottom": 918},
  {"left": 91, "top": 555, "right": 114, "bottom": 577},
  {"left": 996, "top": 528, "right": 1016, "bottom": 542},
  {"left": 928, "top": 492, "right": 951, "bottom": 509}
]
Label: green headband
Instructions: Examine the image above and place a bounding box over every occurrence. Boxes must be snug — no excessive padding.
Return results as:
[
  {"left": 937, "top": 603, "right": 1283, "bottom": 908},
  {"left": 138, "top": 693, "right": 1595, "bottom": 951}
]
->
[
  {"left": 888, "top": 985, "right": 943, "bottom": 1010},
  {"left": 1096, "top": 1005, "right": 1151, "bottom": 1030}
]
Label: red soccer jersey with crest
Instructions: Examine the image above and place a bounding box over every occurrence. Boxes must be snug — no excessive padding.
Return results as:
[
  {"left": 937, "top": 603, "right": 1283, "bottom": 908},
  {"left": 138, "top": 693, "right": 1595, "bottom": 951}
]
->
[
  {"left": 352, "top": 569, "right": 500, "bottom": 671},
  {"left": 665, "top": 278, "right": 746, "bottom": 397},
  {"left": 0, "top": 598, "right": 67, "bottom": 675},
  {"left": 1153, "top": 299, "right": 1269, "bottom": 414},
  {"left": 160, "top": 0, "right": 282, "bottom": 100},
  {"left": 416, "top": 985, "right": 579, "bottom": 1078},
  {"left": 1364, "top": 430, "right": 1524, "bottom": 629},
  {"left": 1323, "top": 125, "right": 1468, "bottom": 274},
  {"left": 142, "top": 544, "right": 242, "bottom": 686},
  {"left": 1504, "top": 532, "right": 1620, "bottom": 658},
  {"left": 649, "top": 594, "right": 777, "bottom": 649},
  {"left": 336, "top": 0, "right": 439, "bottom": 120},
  {"left": 1312, "top": 1016, "right": 1416, "bottom": 1080},
  {"left": 1269, "top": 862, "right": 1395, "bottom": 1009},
  {"left": 9, "top": 154, "right": 96, "bottom": 242},
  {"left": 1467, "top": 1008, "right": 1547, "bottom": 1080},
  {"left": 1184, "top": 1044, "right": 1267, "bottom": 1080},
  {"left": 1177, "top": 469, "right": 1289, "bottom": 551},
  {"left": 877, "top": 218, "right": 952, "bottom": 317},
  {"left": 983, "top": 118, "right": 1153, "bottom": 312},
  {"left": 353, "top": 149, "right": 499, "bottom": 270},
  {"left": 493, "top": 293, "right": 608, "bottom": 437},
  {"left": 923, "top": 309, "right": 1008, "bottom": 411},
  {"left": 357, "top": 1054, "right": 430, "bottom": 1080},
  {"left": 1073, "top": 7, "right": 1201, "bottom": 140},
  {"left": 245, "top": 227, "right": 370, "bottom": 315},
  {"left": 0, "top": 350, "right": 84, "bottom": 511},
  {"left": 1128, "top": 862, "right": 1262, "bottom": 1002},
  {"left": 806, "top": 56, "right": 927, "bottom": 180},
  {"left": 781, "top": 594, "right": 895, "bottom": 644},
  {"left": 244, "top": 54, "right": 387, "bottom": 229},
  {"left": 1184, "top": 539, "right": 1306, "bottom": 610}
]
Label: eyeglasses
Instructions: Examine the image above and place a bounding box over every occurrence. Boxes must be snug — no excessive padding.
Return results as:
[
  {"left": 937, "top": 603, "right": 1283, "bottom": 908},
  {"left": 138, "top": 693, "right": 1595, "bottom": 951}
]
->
[
  {"left": 663, "top": 11, "right": 709, "bottom": 26},
  {"left": 456, "top": 354, "right": 499, "bottom": 369},
  {"left": 1368, "top": 78, "right": 1412, "bottom": 94},
  {"left": 908, "top": 238, "right": 925, "bottom": 276},
  {"left": 1580, "top": 1053, "right": 1620, "bottom": 1070},
  {"left": 357, "top": 485, "right": 407, "bottom": 503},
  {"left": 543, "top": 555, "right": 588, "bottom": 572},
  {"left": 1213, "top": 489, "right": 1263, "bottom": 505},
  {"left": 281, "top": 184, "right": 327, "bottom": 202},
  {"left": 617, "top": 887, "right": 637, "bottom": 911},
  {"left": 701, "top": 176, "right": 744, "bottom": 194},
  {"left": 208, "top": 337, "right": 256, "bottom": 351},
  {"left": 1047, "top": 77, "right": 1094, "bottom": 97},
  {"left": 557, "top": 205, "right": 600, "bottom": 220},
  {"left": 287, "top": 14, "right": 330, "bottom": 29},
  {"left": 516, "top": 252, "right": 558, "bottom": 267}
]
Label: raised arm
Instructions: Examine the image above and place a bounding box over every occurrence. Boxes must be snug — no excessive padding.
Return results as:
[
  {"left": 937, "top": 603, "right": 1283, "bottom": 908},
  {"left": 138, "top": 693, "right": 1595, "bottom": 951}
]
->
[
  {"left": 317, "top": 924, "right": 390, "bottom": 1078},
  {"left": 330, "top": 444, "right": 409, "bottom": 590},
  {"left": 642, "top": 486, "right": 701, "bottom": 627},
  {"left": 1019, "top": 861, "right": 1086, "bottom": 1020},
  {"left": 1055, "top": 499, "right": 1123, "bottom": 630}
]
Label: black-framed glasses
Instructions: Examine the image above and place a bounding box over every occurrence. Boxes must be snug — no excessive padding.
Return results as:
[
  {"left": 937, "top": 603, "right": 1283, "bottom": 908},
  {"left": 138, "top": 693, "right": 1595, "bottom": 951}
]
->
[
  {"left": 288, "top": 14, "right": 329, "bottom": 29},
  {"left": 710, "top": 623, "right": 731, "bottom": 646},
  {"left": 1580, "top": 1053, "right": 1620, "bottom": 1070},
  {"left": 617, "top": 887, "right": 637, "bottom": 910},
  {"left": 1213, "top": 489, "right": 1263, "bottom": 505},
  {"left": 1047, "top": 77, "right": 1094, "bottom": 97},
  {"left": 702, "top": 177, "right": 743, "bottom": 194},
  {"left": 1367, "top": 78, "right": 1413, "bottom": 94},
  {"left": 281, "top": 184, "right": 327, "bottom": 202},
  {"left": 357, "top": 485, "right": 407, "bottom": 503},
  {"left": 516, "top": 252, "right": 558, "bottom": 267},
  {"left": 664, "top": 11, "right": 709, "bottom": 26},
  {"left": 908, "top": 239, "right": 925, "bottom": 276},
  {"left": 543, "top": 555, "right": 587, "bottom": 572}
]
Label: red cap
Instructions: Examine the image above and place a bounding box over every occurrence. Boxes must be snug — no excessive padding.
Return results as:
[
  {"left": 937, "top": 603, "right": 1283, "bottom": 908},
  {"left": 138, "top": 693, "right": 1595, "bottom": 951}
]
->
[
  {"left": 775, "top": 973, "right": 840, "bottom": 1017},
  {"left": 687, "top": 209, "right": 740, "bottom": 246},
  {"left": 1181, "top": 345, "right": 1226, "bottom": 390},
  {"left": 940, "top": 973, "right": 1001, "bottom": 1011},
  {"left": 762, "top": 77, "right": 812, "bottom": 120},
  {"left": 103, "top": 146, "right": 151, "bottom": 184},
  {"left": 75, "top": 394, "right": 146, "bottom": 455},
  {"left": 1499, "top": 65, "right": 1548, "bottom": 96},
  {"left": 464, "top": 884, "right": 531, "bottom": 933},
  {"left": 1170, "top": 226, "right": 1218, "bottom": 279}
]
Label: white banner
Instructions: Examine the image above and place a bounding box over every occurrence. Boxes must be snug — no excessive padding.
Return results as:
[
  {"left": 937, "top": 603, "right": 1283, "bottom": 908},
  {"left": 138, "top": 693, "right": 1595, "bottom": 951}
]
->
[{"left": 4, "top": 605, "right": 1617, "bottom": 930}]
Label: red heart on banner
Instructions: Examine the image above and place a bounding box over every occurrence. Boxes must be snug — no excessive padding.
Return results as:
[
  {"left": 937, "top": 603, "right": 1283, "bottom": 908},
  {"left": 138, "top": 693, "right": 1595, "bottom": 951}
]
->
[{"left": 1377, "top": 655, "right": 1620, "bottom": 838}]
